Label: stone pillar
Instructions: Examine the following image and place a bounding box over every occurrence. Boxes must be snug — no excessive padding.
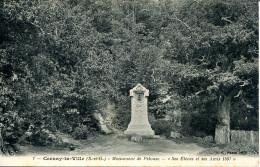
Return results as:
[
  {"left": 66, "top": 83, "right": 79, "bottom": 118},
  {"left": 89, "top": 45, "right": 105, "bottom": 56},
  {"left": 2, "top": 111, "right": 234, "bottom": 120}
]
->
[{"left": 124, "top": 84, "right": 155, "bottom": 136}]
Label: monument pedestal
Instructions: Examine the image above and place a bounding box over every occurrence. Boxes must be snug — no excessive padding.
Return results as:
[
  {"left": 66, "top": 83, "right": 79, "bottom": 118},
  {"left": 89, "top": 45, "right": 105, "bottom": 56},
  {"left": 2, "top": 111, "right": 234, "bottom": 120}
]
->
[
  {"left": 124, "top": 124, "right": 155, "bottom": 136},
  {"left": 124, "top": 84, "right": 155, "bottom": 136}
]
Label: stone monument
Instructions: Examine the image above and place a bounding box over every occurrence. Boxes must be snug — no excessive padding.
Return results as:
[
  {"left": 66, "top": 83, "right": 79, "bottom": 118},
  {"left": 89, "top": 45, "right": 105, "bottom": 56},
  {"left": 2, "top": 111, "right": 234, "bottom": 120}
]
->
[{"left": 124, "top": 83, "right": 155, "bottom": 136}]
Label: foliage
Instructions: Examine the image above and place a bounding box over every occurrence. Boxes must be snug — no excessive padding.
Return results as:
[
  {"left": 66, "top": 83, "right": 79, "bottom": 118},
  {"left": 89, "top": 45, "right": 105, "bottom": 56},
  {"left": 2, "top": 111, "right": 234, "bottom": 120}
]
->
[
  {"left": 149, "top": 114, "right": 176, "bottom": 137},
  {"left": 72, "top": 124, "right": 90, "bottom": 140},
  {"left": 159, "top": 0, "right": 258, "bottom": 136},
  {"left": 0, "top": 0, "right": 258, "bottom": 153}
]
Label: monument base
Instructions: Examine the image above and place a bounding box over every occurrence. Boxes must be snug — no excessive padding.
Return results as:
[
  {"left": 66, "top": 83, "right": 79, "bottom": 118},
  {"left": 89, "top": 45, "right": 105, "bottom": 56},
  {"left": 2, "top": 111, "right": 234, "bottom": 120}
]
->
[
  {"left": 118, "top": 134, "right": 160, "bottom": 139},
  {"left": 124, "top": 124, "right": 155, "bottom": 136}
]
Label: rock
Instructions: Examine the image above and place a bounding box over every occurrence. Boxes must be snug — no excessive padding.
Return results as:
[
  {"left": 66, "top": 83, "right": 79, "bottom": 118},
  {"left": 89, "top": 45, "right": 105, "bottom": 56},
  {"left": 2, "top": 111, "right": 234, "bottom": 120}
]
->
[
  {"left": 128, "top": 134, "right": 143, "bottom": 142},
  {"left": 60, "top": 137, "right": 70, "bottom": 145},
  {"left": 55, "top": 132, "right": 79, "bottom": 148},
  {"left": 93, "top": 113, "right": 112, "bottom": 135},
  {"left": 203, "top": 135, "right": 213, "bottom": 142},
  {"left": 195, "top": 136, "right": 203, "bottom": 141},
  {"left": 56, "top": 136, "right": 70, "bottom": 147},
  {"left": 170, "top": 132, "right": 182, "bottom": 139}
]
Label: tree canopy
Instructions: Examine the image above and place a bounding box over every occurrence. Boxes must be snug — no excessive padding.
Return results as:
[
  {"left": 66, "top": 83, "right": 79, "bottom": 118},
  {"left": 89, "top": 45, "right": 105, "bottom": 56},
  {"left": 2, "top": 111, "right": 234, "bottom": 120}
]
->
[{"left": 0, "top": 0, "right": 258, "bottom": 149}]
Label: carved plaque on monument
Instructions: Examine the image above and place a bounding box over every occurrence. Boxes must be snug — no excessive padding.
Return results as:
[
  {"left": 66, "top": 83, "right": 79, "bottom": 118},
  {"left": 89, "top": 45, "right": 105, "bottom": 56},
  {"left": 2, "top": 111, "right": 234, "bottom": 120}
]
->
[{"left": 124, "top": 83, "right": 155, "bottom": 136}]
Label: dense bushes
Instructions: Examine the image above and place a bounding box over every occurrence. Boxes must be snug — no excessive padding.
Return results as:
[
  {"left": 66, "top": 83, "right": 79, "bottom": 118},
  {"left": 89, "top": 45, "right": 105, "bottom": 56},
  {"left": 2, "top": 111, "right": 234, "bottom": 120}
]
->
[
  {"left": 72, "top": 124, "right": 90, "bottom": 140},
  {"left": 0, "top": 0, "right": 258, "bottom": 154},
  {"left": 148, "top": 114, "right": 176, "bottom": 137},
  {"left": 0, "top": 111, "right": 24, "bottom": 155},
  {"left": 151, "top": 120, "right": 175, "bottom": 137},
  {"left": 112, "top": 108, "right": 131, "bottom": 131}
]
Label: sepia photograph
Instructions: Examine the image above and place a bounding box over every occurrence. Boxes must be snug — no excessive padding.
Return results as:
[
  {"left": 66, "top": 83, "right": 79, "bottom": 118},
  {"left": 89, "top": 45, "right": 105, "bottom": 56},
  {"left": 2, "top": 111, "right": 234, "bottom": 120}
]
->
[{"left": 0, "top": 0, "right": 259, "bottom": 166}]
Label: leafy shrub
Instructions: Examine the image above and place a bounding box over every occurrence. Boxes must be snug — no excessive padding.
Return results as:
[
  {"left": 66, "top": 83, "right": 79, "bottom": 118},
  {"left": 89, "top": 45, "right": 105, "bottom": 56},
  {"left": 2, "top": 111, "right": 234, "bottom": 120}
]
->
[
  {"left": 72, "top": 124, "right": 90, "bottom": 140},
  {"left": 0, "top": 111, "right": 24, "bottom": 155},
  {"left": 150, "top": 119, "right": 175, "bottom": 137},
  {"left": 181, "top": 111, "right": 218, "bottom": 137},
  {"left": 31, "top": 129, "right": 53, "bottom": 146},
  {"left": 112, "top": 103, "right": 131, "bottom": 130}
]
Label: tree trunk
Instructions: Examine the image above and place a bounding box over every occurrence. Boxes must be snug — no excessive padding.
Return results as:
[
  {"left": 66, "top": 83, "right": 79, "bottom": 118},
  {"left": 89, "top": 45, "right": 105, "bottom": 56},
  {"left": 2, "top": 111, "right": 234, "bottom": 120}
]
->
[{"left": 215, "top": 94, "right": 231, "bottom": 144}]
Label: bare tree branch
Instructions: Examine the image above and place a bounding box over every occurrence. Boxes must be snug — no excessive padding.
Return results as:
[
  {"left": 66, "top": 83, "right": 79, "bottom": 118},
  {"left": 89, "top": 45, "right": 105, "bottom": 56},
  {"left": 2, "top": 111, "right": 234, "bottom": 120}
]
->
[
  {"left": 221, "top": 17, "right": 232, "bottom": 23},
  {"left": 234, "top": 90, "right": 242, "bottom": 98},
  {"left": 242, "top": 98, "right": 254, "bottom": 109},
  {"left": 239, "top": 80, "right": 249, "bottom": 87},
  {"left": 31, "top": 22, "right": 45, "bottom": 35},
  {"left": 195, "top": 90, "right": 205, "bottom": 95},
  {"left": 197, "top": 56, "right": 206, "bottom": 62}
]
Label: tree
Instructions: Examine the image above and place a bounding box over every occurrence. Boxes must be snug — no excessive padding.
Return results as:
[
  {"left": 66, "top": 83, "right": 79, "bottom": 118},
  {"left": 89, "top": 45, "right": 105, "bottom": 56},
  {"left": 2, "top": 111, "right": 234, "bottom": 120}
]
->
[{"left": 160, "top": 0, "right": 258, "bottom": 143}]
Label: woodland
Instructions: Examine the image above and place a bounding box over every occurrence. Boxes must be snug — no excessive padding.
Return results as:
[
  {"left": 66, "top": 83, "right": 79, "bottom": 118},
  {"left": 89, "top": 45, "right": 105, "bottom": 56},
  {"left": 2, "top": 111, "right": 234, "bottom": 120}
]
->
[{"left": 0, "top": 0, "right": 258, "bottom": 155}]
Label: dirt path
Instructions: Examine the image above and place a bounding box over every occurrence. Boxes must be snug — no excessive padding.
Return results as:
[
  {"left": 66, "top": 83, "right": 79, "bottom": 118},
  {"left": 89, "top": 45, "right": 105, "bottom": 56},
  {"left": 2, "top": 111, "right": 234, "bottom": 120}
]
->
[{"left": 20, "top": 134, "right": 204, "bottom": 156}]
